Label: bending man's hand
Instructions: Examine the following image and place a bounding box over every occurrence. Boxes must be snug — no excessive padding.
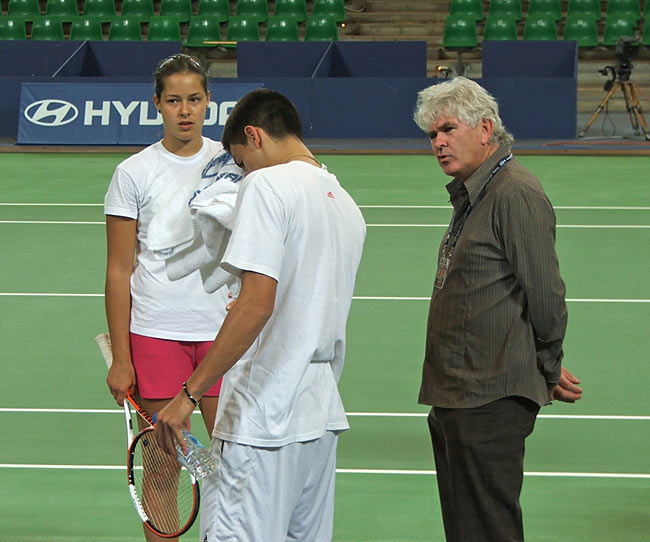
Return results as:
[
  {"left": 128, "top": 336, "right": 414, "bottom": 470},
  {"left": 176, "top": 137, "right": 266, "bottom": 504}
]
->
[
  {"left": 550, "top": 367, "right": 583, "bottom": 403},
  {"left": 152, "top": 271, "right": 277, "bottom": 455},
  {"left": 154, "top": 392, "right": 196, "bottom": 455}
]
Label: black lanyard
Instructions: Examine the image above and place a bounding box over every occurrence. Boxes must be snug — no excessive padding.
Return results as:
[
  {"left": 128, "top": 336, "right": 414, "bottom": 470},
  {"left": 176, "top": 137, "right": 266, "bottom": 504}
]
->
[{"left": 442, "top": 154, "right": 513, "bottom": 254}]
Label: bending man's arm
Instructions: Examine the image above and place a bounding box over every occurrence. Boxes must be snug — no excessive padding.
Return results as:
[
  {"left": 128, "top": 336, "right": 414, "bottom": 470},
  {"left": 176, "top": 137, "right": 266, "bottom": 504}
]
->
[{"left": 155, "top": 270, "right": 277, "bottom": 453}]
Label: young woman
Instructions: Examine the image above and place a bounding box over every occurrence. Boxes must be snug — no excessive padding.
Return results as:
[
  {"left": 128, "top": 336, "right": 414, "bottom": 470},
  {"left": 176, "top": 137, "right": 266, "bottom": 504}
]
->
[{"left": 104, "top": 54, "right": 228, "bottom": 471}]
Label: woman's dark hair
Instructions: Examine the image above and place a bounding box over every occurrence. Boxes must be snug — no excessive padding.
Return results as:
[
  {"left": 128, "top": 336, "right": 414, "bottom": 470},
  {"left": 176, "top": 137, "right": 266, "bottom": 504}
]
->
[
  {"left": 222, "top": 89, "right": 302, "bottom": 150},
  {"left": 154, "top": 54, "right": 208, "bottom": 98}
]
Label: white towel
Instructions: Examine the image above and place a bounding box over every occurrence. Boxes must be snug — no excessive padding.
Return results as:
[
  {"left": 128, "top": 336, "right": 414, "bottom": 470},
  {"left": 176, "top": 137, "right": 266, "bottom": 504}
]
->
[
  {"left": 161, "top": 150, "right": 244, "bottom": 293},
  {"left": 146, "top": 181, "right": 196, "bottom": 257}
]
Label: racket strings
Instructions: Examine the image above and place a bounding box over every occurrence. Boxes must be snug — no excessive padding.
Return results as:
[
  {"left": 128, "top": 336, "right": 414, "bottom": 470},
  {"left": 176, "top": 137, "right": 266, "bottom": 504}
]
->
[{"left": 131, "top": 429, "right": 197, "bottom": 535}]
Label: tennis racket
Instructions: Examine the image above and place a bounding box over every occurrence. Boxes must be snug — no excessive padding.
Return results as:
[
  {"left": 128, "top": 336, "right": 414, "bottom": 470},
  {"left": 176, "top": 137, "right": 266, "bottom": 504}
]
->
[{"left": 95, "top": 333, "right": 200, "bottom": 538}]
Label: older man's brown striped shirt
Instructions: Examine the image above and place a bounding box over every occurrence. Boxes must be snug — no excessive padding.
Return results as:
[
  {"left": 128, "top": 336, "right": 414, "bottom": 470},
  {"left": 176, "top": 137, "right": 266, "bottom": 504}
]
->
[{"left": 419, "top": 146, "right": 567, "bottom": 409}]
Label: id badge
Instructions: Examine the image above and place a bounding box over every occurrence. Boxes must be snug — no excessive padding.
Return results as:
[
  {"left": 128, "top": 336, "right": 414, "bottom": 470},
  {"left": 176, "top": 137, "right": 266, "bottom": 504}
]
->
[{"left": 434, "top": 255, "right": 450, "bottom": 290}]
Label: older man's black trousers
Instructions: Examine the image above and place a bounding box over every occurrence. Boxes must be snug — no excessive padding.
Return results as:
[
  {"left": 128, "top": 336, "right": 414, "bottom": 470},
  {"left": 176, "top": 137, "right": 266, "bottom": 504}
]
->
[{"left": 427, "top": 396, "right": 540, "bottom": 542}]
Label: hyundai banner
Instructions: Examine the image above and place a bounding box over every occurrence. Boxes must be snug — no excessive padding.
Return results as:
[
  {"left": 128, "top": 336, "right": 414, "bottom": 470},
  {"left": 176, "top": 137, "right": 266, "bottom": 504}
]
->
[{"left": 18, "top": 82, "right": 261, "bottom": 145}]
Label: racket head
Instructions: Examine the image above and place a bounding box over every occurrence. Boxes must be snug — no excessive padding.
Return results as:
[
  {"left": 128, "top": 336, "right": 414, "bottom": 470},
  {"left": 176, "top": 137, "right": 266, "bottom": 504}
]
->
[
  {"left": 127, "top": 426, "right": 200, "bottom": 538},
  {"left": 96, "top": 332, "right": 199, "bottom": 536}
]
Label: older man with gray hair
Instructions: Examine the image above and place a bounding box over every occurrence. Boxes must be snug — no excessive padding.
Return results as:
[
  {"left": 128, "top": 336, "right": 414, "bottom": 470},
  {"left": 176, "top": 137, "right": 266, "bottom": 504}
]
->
[{"left": 414, "top": 77, "right": 583, "bottom": 542}]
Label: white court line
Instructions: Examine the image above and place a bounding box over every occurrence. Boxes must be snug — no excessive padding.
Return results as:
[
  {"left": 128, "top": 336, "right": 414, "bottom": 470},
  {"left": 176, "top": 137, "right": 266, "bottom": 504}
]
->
[
  {"left": 0, "top": 203, "right": 104, "bottom": 207},
  {"left": 365, "top": 224, "right": 650, "bottom": 229},
  {"left": 360, "top": 205, "right": 453, "bottom": 209},
  {"left": 352, "top": 297, "right": 650, "bottom": 303},
  {"left": 336, "top": 469, "right": 650, "bottom": 479},
  {"left": 0, "top": 464, "right": 647, "bottom": 478},
  {"left": 0, "top": 408, "right": 131, "bottom": 414},
  {"left": 566, "top": 298, "right": 650, "bottom": 303},
  {"left": 358, "top": 205, "right": 650, "bottom": 211},
  {"left": 3, "top": 203, "right": 650, "bottom": 210},
  {"left": 554, "top": 206, "right": 650, "bottom": 210},
  {"left": 368, "top": 223, "right": 448, "bottom": 227},
  {"left": 0, "top": 464, "right": 124, "bottom": 470},
  {"left": 347, "top": 413, "right": 650, "bottom": 421},
  {"left": 6, "top": 221, "right": 649, "bottom": 230},
  {"left": 0, "top": 408, "right": 208, "bottom": 414},
  {"left": 1, "top": 293, "right": 649, "bottom": 303},
  {"left": 3, "top": 220, "right": 650, "bottom": 228},
  {"left": 1, "top": 408, "right": 648, "bottom": 421},
  {"left": 558, "top": 225, "right": 650, "bottom": 229},
  {"left": 0, "top": 293, "right": 105, "bottom": 297},
  {"left": 0, "top": 220, "right": 104, "bottom": 225}
]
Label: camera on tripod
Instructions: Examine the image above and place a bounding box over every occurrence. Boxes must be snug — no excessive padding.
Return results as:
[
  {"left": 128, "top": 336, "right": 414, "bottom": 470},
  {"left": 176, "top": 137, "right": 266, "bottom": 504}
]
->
[
  {"left": 598, "top": 36, "right": 639, "bottom": 90},
  {"left": 581, "top": 35, "right": 650, "bottom": 139}
]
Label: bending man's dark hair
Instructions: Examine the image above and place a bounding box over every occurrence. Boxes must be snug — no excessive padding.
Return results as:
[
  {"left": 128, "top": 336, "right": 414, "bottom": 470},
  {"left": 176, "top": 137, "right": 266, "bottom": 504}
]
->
[
  {"left": 222, "top": 89, "right": 303, "bottom": 151},
  {"left": 154, "top": 54, "right": 208, "bottom": 99}
]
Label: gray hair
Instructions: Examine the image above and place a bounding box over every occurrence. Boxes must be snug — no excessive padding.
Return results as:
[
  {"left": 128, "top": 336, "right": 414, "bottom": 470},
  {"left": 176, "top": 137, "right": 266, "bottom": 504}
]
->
[{"left": 413, "top": 77, "right": 514, "bottom": 148}]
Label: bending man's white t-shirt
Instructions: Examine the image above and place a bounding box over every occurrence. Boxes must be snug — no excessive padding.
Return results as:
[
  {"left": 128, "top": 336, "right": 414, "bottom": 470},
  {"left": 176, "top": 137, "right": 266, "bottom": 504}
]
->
[{"left": 214, "top": 161, "right": 366, "bottom": 447}]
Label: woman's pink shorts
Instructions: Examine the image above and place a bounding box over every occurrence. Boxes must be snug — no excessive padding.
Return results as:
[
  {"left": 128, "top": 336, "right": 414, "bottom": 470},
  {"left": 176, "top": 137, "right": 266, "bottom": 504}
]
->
[{"left": 130, "top": 333, "right": 222, "bottom": 399}]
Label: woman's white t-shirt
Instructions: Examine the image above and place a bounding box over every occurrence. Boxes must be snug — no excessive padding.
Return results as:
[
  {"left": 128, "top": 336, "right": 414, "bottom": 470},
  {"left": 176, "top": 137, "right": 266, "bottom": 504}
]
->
[{"left": 104, "top": 137, "right": 228, "bottom": 341}]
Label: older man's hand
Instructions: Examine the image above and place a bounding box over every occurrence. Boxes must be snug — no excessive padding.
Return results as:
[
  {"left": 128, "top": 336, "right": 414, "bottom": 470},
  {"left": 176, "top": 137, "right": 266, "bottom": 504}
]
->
[{"left": 549, "top": 367, "right": 583, "bottom": 403}]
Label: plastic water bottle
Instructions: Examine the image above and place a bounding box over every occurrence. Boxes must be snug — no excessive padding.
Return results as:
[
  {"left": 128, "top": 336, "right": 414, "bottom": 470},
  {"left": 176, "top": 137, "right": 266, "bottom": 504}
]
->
[{"left": 175, "top": 431, "right": 217, "bottom": 480}]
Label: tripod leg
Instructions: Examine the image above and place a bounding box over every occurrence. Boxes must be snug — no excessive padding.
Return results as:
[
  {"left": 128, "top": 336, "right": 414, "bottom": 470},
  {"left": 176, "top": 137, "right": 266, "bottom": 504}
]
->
[
  {"left": 579, "top": 84, "right": 618, "bottom": 138},
  {"left": 621, "top": 82, "right": 640, "bottom": 135},
  {"left": 626, "top": 82, "right": 650, "bottom": 140}
]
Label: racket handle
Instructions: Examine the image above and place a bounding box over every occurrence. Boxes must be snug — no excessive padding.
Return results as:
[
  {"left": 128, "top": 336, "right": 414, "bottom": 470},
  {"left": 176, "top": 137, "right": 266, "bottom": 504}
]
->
[
  {"left": 95, "top": 333, "right": 113, "bottom": 369},
  {"left": 96, "top": 332, "right": 153, "bottom": 425}
]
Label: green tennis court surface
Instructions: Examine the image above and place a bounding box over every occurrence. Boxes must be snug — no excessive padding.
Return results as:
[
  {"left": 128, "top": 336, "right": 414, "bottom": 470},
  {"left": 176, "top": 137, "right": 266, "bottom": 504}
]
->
[{"left": 1, "top": 153, "right": 648, "bottom": 541}]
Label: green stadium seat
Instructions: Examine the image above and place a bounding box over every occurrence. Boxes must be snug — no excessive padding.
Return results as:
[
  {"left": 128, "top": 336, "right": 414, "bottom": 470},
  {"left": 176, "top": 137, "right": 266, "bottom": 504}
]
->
[
  {"left": 265, "top": 15, "right": 299, "bottom": 40},
  {"left": 197, "top": 0, "right": 230, "bottom": 21},
  {"left": 566, "top": 0, "right": 601, "bottom": 20},
  {"left": 45, "top": 0, "right": 79, "bottom": 19},
  {"left": 120, "top": 0, "right": 154, "bottom": 20},
  {"left": 449, "top": 0, "right": 484, "bottom": 22},
  {"left": 226, "top": 15, "right": 261, "bottom": 41},
  {"left": 70, "top": 15, "right": 104, "bottom": 39},
  {"left": 602, "top": 13, "right": 639, "bottom": 46},
  {"left": 185, "top": 14, "right": 223, "bottom": 45},
  {"left": 645, "top": 0, "right": 650, "bottom": 18},
  {"left": 147, "top": 15, "right": 182, "bottom": 40},
  {"left": 8, "top": 0, "right": 41, "bottom": 20},
  {"left": 312, "top": 0, "right": 345, "bottom": 22},
  {"left": 488, "top": 0, "right": 523, "bottom": 20},
  {"left": 483, "top": 15, "right": 518, "bottom": 40},
  {"left": 108, "top": 16, "right": 142, "bottom": 39},
  {"left": 442, "top": 14, "right": 478, "bottom": 47},
  {"left": 83, "top": 0, "right": 116, "bottom": 19},
  {"left": 274, "top": 0, "right": 307, "bottom": 23},
  {"left": 526, "top": 0, "right": 562, "bottom": 21},
  {"left": 235, "top": 0, "right": 269, "bottom": 23},
  {"left": 304, "top": 14, "right": 338, "bottom": 40},
  {"left": 31, "top": 16, "right": 65, "bottom": 39},
  {"left": 159, "top": 0, "right": 193, "bottom": 22},
  {"left": 0, "top": 16, "right": 27, "bottom": 40},
  {"left": 605, "top": 0, "right": 641, "bottom": 19},
  {"left": 523, "top": 14, "right": 558, "bottom": 40},
  {"left": 563, "top": 14, "right": 599, "bottom": 46}
]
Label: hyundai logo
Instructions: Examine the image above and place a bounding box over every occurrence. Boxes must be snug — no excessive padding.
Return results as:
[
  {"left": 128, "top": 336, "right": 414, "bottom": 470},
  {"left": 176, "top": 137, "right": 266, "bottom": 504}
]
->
[{"left": 24, "top": 99, "right": 78, "bottom": 127}]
